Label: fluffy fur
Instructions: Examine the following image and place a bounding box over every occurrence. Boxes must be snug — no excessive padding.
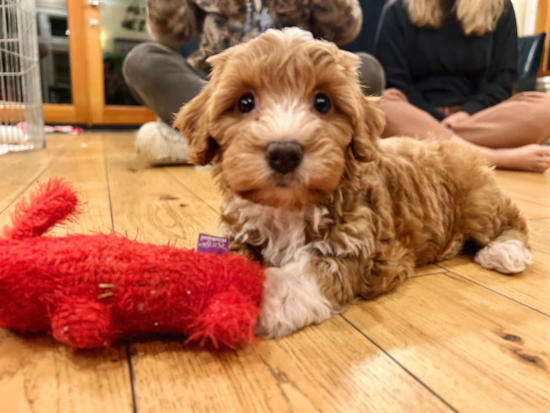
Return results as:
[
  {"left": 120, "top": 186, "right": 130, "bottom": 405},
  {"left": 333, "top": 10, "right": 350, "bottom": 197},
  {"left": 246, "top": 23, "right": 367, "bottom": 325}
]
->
[
  {"left": 174, "top": 28, "right": 532, "bottom": 338},
  {"left": 404, "top": 0, "right": 507, "bottom": 36}
]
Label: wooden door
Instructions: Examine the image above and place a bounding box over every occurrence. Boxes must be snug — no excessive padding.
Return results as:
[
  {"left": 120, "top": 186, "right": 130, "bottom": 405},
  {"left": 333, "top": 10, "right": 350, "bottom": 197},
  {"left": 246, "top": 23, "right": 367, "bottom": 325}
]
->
[
  {"left": 83, "top": 0, "right": 155, "bottom": 125},
  {"left": 40, "top": 0, "right": 155, "bottom": 126},
  {"left": 38, "top": 0, "right": 90, "bottom": 124}
]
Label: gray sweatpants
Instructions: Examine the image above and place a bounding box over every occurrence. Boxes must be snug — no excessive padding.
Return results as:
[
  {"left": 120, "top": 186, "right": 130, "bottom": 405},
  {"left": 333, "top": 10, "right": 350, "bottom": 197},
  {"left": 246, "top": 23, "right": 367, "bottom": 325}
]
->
[{"left": 123, "top": 42, "right": 386, "bottom": 125}]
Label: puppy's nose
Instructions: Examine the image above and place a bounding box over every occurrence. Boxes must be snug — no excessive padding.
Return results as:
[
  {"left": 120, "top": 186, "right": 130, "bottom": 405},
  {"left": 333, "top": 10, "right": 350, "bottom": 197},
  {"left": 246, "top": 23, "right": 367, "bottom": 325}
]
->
[{"left": 265, "top": 141, "right": 303, "bottom": 174}]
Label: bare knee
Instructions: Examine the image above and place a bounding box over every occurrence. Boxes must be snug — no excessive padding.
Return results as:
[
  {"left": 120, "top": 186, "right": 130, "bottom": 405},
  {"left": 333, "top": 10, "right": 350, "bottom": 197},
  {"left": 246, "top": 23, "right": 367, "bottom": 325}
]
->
[
  {"left": 514, "top": 92, "right": 550, "bottom": 144},
  {"left": 381, "top": 88, "right": 408, "bottom": 103}
]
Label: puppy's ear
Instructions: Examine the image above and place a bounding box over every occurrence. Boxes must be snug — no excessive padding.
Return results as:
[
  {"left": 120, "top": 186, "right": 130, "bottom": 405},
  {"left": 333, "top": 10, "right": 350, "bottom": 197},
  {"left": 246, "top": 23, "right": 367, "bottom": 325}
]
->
[
  {"left": 350, "top": 95, "right": 385, "bottom": 163},
  {"left": 173, "top": 84, "right": 218, "bottom": 166},
  {"left": 336, "top": 49, "right": 386, "bottom": 163},
  {"left": 173, "top": 48, "right": 239, "bottom": 165}
]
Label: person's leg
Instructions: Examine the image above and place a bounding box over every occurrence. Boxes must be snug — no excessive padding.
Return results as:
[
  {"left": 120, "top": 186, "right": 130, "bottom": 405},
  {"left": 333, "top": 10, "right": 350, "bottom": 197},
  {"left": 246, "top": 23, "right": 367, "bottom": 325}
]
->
[
  {"left": 122, "top": 42, "right": 208, "bottom": 165},
  {"left": 449, "top": 92, "right": 550, "bottom": 148},
  {"left": 380, "top": 88, "right": 454, "bottom": 139},
  {"left": 356, "top": 53, "right": 386, "bottom": 97},
  {"left": 380, "top": 89, "right": 550, "bottom": 173},
  {"left": 123, "top": 42, "right": 207, "bottom": 125}
]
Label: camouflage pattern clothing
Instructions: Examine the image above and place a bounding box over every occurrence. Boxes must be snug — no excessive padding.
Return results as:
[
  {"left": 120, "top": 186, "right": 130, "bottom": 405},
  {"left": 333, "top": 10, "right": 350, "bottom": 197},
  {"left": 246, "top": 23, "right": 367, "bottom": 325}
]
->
[{"left": 147, "top": 0, "right": 363, "bottom": 73}]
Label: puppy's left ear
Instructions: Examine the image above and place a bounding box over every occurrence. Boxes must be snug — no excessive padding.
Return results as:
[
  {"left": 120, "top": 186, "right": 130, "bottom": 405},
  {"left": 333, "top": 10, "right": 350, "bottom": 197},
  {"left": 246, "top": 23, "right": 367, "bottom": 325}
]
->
[
  {"left": 337, "top": 49, "right": 386, "bottom": 163},
  {"left": 350, "top": 95, "right": 385, "bottom": 163}
]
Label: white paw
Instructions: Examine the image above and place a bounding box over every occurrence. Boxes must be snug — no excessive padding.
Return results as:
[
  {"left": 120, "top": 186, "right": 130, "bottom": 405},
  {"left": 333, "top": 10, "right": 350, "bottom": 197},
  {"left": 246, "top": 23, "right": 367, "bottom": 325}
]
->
[
  {"left": 255, "top": 266, "right": 333, "bottom": 339},
  {"left": 475, "top": 239, "right": 533, "bottom": 274}
]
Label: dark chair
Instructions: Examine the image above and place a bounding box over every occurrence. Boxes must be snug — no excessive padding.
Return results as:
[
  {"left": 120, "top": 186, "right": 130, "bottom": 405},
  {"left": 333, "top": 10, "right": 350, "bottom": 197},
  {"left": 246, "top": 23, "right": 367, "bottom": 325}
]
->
[{"left": 515, "top": 33, "right": 546, "bottom": 92}]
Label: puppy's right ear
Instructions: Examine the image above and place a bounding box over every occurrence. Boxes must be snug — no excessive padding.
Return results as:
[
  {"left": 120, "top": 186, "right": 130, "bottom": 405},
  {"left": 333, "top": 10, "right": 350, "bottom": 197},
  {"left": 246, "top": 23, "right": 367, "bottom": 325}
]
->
[
  {"left": 173, "top": 47, "right": 240, "bottom": 165},
  {"left": 173, "top": 84, "right": 219, "bottom": 165}
]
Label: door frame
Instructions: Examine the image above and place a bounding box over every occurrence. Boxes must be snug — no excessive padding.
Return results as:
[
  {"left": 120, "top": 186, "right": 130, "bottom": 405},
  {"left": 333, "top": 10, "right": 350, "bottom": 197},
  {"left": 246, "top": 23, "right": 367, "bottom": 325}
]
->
[{"left": 537, "top": 0, "right": 550, "bottom": 77}]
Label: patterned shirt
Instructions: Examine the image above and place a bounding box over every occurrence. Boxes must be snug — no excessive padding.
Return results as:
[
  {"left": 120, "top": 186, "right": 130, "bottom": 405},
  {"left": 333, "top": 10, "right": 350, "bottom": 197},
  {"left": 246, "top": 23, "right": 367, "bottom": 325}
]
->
[{"left": 147, "top": 0, "right": 363, "bottom": 72}]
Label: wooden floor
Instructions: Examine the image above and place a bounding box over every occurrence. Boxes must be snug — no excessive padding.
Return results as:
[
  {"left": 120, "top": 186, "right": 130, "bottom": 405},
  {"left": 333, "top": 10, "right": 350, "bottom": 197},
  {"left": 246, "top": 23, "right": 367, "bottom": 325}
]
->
[{"left": 1, "top": 134, "right": 550, "bottom": 413}]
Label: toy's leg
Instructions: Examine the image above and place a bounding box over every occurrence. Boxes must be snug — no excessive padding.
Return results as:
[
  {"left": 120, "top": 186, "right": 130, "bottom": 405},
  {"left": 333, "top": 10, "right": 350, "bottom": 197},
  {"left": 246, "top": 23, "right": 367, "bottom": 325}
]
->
[
  {"left": 51, "top": 297, "right": 114, "bottom": 348},
  {"left": 186, "top": 290, "right": 260, "bottom": 348}
]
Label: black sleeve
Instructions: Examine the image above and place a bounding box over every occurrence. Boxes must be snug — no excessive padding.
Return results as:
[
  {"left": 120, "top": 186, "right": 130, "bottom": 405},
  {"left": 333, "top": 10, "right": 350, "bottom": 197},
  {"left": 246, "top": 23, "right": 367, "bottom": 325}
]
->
[
  {"left": 461, "top": 3, "right": 518, "bottom": 115},
  {"left": 373, "top": 0, "right": 445, "bottom": 121}
]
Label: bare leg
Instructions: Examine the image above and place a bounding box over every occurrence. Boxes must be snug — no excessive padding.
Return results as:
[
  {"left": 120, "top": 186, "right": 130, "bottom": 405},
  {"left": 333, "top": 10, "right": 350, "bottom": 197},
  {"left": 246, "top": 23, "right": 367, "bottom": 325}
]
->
[
  {"left": 447, "top": 135, "right": 550, "bottom": 174},
  {"left": 381, "top": 89, "right": 550, "bottom": 173},
  {"left": 450, "top": 92, "right": 550, "bottom": 148}
]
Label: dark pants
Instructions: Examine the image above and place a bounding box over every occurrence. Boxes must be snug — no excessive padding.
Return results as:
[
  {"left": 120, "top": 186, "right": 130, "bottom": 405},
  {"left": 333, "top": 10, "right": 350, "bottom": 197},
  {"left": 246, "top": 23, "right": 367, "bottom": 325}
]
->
[{"left": 123, "top": 42, "right": 386, "bottom": 125}]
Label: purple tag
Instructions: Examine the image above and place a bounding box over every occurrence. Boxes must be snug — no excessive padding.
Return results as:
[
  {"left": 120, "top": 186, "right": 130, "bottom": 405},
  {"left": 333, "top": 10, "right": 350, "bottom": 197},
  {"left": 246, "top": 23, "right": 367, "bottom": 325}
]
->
[{"left": 196, "top": 233, "right": 229, "bottom": 255}]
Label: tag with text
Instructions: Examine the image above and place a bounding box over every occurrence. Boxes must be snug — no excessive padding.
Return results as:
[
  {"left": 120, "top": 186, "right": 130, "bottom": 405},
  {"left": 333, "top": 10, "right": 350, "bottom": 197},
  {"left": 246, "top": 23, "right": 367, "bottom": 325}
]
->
[{"left": 196, "top": 233, "right": 229, "bottom": 255}]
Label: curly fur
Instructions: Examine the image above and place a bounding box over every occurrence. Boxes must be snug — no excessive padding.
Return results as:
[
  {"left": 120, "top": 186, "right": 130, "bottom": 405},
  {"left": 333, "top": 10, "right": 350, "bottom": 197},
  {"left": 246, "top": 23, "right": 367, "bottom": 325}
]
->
[{"left": 175, "top": 28, "right": 532, "bottom": 338}]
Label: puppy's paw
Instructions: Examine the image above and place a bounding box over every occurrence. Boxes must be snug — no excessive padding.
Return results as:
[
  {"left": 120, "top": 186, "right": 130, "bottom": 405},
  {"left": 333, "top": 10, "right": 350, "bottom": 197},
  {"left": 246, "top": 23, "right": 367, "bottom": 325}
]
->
[
  {"left": 475, "top": 239, "right": 533, "bottom": 275},
  {"left": 254, "top": 267, "right": 332, "bottom": 339}
]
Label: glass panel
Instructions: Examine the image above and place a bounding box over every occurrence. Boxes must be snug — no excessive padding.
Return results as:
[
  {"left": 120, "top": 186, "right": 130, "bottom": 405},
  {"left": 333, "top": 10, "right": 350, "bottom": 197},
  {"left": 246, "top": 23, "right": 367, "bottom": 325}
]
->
[
  {"left": 100, "top": 0, "right": 150, "bottom": 106},
  {"left": 36, "top": 0, "right": 72, "bottom": 104}
]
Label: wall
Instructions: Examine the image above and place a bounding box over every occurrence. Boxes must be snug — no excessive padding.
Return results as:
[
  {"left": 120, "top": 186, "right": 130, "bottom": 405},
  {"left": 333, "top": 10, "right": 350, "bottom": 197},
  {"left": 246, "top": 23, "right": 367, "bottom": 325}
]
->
[
  {"left": 513, "top": 0, "right": 527, "bottom": 34},
  {"left": 512, "top": 0, "right": 540, "bottom": 35}
]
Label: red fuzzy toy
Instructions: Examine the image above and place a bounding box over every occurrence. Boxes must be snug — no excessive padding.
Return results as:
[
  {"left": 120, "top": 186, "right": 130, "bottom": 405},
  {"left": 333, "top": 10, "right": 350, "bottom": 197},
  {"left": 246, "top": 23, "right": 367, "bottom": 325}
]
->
[{"left": 0, "top": 178, "right": 265, "bottom": 349}]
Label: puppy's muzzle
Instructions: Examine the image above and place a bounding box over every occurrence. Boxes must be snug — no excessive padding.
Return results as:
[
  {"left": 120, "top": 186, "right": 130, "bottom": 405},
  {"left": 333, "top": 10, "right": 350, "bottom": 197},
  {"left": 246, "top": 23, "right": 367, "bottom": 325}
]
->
[{"left": 265, "top": 141, "right": 303, "bottom": 174}]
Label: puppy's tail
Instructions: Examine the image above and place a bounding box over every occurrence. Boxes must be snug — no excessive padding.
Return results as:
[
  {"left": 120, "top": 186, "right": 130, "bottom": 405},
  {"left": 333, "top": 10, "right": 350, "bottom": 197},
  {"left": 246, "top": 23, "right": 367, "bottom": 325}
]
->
[
  {"left": 2, "top": 177, "right": 83, "bottom": 240},
  {"left": 474, "top": 195, "right": 532, "bottom": 275}
]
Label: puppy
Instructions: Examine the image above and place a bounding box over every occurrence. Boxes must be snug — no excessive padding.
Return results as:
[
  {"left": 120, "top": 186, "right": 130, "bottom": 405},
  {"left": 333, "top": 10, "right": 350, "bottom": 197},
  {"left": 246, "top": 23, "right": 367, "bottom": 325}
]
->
[{"left": 174, "top": 28, "right": 533, "bottom": 339}]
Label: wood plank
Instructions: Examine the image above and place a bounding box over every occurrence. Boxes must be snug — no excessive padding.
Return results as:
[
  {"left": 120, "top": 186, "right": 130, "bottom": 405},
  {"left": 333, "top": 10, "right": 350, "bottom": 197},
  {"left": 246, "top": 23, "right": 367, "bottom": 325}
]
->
[
  {"left": 105, "top": 135, "right": 447, "bottom": 412},
  {"left": 439, "top": 250, "right": 550, "bottom": 316},
  {"left": 129, "top": 316, "right": 450, "bottom": 413},
  {"left": 0, "top": 135, "right": 67, "bottom": 214},
  {"left": 0, "top": 135, "right": 134, "bottom": 413},
  {"left": 103, "top": 135, "right": 219, "bottom": 247},
  {"left": 165, "top": 165, "right": 223, "bottom": 211},
  {"left": 495, "top": 170, "right": 550, "bottom": 208},
  {"left": 344, "top": 273, "right": 550, "bottom": 412},
  {"left": 512, "top": 199, "right": 550, "bottom": 220},
  {"left": 413, "top": 264, "right": 445, "bottom": 277},
  {"left": 528, "top": 218, "right": 550, "bottom": 255}
]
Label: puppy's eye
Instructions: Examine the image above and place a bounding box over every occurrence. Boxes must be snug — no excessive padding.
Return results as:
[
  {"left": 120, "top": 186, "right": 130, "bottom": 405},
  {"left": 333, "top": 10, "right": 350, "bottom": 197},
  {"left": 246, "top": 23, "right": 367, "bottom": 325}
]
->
[
  {"left": 313, "top": 93, "right": 331, "bottom": 114},
  {"left": 238, "top": 93, "right": 255, "bottom": 114}
]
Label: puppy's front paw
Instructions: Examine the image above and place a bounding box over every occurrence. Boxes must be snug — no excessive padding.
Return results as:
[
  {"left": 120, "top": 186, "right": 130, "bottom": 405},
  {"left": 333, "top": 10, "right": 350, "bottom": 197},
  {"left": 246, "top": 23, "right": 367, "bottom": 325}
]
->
[{"left": 254, "top": 267, "right": 333, "bottom": 339}]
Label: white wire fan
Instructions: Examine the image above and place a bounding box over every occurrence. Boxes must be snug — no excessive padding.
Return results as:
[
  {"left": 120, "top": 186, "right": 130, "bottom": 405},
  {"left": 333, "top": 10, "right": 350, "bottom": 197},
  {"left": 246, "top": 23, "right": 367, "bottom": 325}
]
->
[{"left": 0, "top": 0, "right": 44, "bottom": 156}]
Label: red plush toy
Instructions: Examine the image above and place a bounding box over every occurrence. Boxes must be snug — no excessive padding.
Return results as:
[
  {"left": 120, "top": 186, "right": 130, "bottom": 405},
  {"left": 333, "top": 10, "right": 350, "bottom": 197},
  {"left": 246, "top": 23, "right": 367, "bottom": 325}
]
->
[{"left": 0, "top": 178, "right": 265, "bottom": 349}]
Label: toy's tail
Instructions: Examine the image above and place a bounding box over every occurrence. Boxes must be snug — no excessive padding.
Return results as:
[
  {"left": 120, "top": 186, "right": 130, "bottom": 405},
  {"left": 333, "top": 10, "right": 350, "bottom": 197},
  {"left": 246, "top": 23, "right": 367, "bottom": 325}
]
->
[{"left": 2, "top": 177, "right": 82, "bottom": 240}]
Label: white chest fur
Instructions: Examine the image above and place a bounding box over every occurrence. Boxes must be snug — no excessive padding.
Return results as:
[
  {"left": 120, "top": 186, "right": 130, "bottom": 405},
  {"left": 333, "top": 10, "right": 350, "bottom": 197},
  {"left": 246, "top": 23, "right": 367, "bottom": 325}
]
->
[{"left": 220, "top": 197, "right": 313, "bottom": 267}]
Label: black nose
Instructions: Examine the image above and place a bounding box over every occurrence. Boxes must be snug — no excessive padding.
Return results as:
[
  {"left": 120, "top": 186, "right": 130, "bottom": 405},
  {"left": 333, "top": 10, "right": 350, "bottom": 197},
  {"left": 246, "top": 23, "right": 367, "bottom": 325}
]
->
[{"left": 265, "top": 141, "right": 303, "bottom": 174}]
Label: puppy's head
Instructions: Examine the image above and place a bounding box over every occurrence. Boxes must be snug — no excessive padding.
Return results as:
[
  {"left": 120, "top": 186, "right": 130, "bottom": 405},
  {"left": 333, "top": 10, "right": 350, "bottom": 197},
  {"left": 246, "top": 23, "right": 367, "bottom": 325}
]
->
[{"left": 174, "top": 28, "right": 385, "bottom": 209}]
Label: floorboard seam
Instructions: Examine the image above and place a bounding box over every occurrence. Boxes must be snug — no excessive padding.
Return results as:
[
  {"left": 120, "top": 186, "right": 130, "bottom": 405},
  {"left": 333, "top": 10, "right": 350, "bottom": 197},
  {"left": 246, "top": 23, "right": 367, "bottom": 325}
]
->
[
  {"left": 103, "top": 136, "right": 138, "bottom": 413},
  {"left": 442, "top": 271, "right": 550, "bottom": 318},
  {"left": 339, "top": 315, "right": 458, "bottom": 412},
  {"left": 163, "top": 167, "right": 220, "bottom": 215}
]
